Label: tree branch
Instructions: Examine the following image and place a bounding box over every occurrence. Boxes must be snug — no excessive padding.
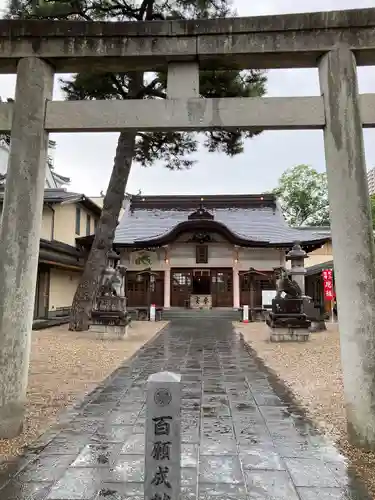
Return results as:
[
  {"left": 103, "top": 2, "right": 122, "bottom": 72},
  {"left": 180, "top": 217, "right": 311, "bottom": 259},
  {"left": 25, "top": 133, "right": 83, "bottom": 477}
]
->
[
  {"left": 135, "top": 77, "right": 163, "bottom": 99},
  {"left": 109, "top": 74, "right": 128, "bottom": 99},
  {"left": 88, "top": 0, "right": 141, "bottom": 20},
  {"left": 143, "top": 87, "right": 167, "bottom": 99},
  {"left": 139, "top": 0, "right": 155, "bottom": 20},
  {"left": 145, "top": 0, "right": 155, "bottom": 20},
  {"left": 33, "top": 0, "right": 93, "bottom": 20}
]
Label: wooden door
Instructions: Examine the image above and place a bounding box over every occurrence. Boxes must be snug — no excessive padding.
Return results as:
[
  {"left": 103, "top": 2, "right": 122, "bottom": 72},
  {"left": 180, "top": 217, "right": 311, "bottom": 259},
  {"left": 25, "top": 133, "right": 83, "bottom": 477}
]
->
[
  {"left": 126, "top": 271, "right": 164, "bottom": 307},
  {"left": 150, "top": 272, "right": 164, "bottom": 307},
  {"left": 254, "top": 274, "right": 276, "bottom": 307},
  {"left": 240, "top": 272, "right": 275, "bottom": 307},
  {"left": 239, "top": 272, "right": 253, "bottom": 307},
  {"left": 212, "top": 269, "right": 233, "bottom": 307},
  {"left": 126, "top": 272, "right": 147, "bottom": 307},
  {"left": 171, "top": 269, "right": 192, "bottom": 307}
]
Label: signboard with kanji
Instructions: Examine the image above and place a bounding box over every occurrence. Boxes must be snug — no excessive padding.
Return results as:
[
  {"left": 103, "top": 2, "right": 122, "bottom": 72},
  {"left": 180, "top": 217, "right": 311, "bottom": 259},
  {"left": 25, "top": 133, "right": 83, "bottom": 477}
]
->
[{"left": 322, "top": 269, "right": 334, "bottom": 300}]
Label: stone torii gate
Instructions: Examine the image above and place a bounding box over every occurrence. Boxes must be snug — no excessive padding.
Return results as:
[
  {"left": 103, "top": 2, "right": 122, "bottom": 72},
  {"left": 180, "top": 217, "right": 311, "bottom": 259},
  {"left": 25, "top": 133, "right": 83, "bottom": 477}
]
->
[{"left": 0, "top": 8, "right": 375, "bottom": 449}]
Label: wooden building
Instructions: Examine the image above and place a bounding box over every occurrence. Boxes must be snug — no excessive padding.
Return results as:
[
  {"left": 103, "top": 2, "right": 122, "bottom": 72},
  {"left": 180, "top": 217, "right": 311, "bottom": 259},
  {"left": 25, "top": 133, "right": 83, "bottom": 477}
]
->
[
  {"left": 305, "top": 259, "right": 335, "bottom": 313},
  {"left": 0, "top": 187, "right": 102, "bottom": 320},
  {"left": 110, "top": 194, "right": 330, "bottom": 310}
]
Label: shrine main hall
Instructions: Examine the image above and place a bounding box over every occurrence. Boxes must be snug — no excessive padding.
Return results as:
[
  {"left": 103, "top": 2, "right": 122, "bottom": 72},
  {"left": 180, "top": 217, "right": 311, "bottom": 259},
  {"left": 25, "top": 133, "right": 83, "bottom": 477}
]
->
[{"left": 102, "top": 194, "right": 330, "bottom": 310}]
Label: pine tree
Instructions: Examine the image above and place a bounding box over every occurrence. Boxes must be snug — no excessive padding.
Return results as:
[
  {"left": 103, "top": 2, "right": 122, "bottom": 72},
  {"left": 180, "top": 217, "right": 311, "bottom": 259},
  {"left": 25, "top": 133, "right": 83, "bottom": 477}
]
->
[{"left": 6, "top": 0, "right": 267, "bottom": 330}]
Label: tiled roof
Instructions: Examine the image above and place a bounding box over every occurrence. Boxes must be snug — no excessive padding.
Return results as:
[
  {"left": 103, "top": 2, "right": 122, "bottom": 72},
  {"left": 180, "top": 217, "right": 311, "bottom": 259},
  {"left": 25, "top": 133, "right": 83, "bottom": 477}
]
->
[
  {"left": 0, "top": 187, "right": 78, "bottom": 203},
  {"left": 306, "top": 260, "right": 333, "bottom": 276},
  {"left": 0, "top": 188, "right": 102, "bottom": 215},
  {"left": 43, "top": 189, "right": 83, "bottom": 203},
  {"left": 114, "top": 194, "right": 330, "bottom": 247}
]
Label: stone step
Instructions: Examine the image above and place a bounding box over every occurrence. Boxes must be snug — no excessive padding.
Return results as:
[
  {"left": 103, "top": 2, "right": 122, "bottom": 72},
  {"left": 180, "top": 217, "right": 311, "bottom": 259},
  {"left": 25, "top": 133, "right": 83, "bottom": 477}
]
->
[
  {"left": 162, "top": 308, "right": 241, "bottom": 321},
  {"left": 32, "top": 317, "right": 69, "bottom": 330}
]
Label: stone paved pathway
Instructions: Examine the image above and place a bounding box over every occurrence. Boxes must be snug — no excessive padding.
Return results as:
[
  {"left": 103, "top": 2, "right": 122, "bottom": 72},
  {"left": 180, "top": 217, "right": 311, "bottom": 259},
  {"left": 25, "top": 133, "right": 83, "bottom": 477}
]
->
[{"left": 0, "top": 319, "right": 370, "bottom": 499}]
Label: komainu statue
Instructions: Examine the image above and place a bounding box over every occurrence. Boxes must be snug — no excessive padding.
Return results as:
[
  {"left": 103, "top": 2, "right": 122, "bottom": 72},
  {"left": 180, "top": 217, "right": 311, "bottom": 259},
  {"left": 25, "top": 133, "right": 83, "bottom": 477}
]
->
[
  {"left": 274, "top": 267, "right": 302, "bottom": 299},
  {"left": 266, "top": 266, "right": 311, "bottom": 341},
  {"left": 98, "top": 265, "right": 126, "bottom": 297},
  {"left": 90, "top": 255, "right": 131, "bottom": 336}
]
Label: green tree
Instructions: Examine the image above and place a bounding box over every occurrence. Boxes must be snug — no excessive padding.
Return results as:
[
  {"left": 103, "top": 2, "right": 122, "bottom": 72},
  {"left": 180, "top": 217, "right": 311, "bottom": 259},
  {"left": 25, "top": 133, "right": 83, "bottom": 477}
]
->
[
  {"left": 7, "top": 0, "right": 267, "bottom": 330},
  {"left": 273, "top": 164, "right": 330, "bottom": 227}
]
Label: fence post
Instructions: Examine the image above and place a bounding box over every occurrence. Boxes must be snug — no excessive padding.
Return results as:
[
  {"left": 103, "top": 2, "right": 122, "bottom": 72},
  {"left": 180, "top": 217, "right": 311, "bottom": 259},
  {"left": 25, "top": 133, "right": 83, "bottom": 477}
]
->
[
  {"left": 242, "top": 304, "right": 249, "bottom": 323},
  {"left": 150, "top": 304, "right": 156, "bottom": 321},
  {"left": 145, "top": 371, "right": 181, "bottom": 500}
]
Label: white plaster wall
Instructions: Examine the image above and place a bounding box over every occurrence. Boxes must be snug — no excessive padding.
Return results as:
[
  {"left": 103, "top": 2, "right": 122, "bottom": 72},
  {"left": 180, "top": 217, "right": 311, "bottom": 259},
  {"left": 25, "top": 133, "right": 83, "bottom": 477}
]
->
[
  {"left": 285, "top": 242, "right": 332, "bottom": 269},
  {"left": 40, "top": 206, "right": 53, "bottom": 240},
  {"left": 120, "top": 237, "right": 284, "bottom": 272},
  {"left": 170, "top": 242, "right": 233, "bottom": 268},
  {"left": 121, "top": 248, "right": 166, "bottom": 271},
  {"left": 54, "top": 203, "right": 99, "bottom": 246},
  {"left": 49, "top": 268, "right": 82, "bottom": 311},
  {"left": 237, "top": 247, "right": 284, "bottom": 270},
  {"left": 305, "top": 254, "right": 333, "bottom": 268}
]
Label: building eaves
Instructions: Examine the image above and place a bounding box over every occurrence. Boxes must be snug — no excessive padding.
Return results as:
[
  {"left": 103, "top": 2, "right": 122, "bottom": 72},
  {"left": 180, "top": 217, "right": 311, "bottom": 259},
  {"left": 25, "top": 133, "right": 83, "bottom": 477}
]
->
[
  {"left": 0, "top": 188, "right": 102, "bottom": 217},
  {"left": 39, "top": 239, "right": 85, "bottom": 269},
  {"left": 305, "top": 260, "right": 334, "bottom": 276},
  {"left": 40, "top": 238, "right": 83, "bottom": 257},
  {"left": 43, "top": 189, "right": 102, "bottom": 216}
]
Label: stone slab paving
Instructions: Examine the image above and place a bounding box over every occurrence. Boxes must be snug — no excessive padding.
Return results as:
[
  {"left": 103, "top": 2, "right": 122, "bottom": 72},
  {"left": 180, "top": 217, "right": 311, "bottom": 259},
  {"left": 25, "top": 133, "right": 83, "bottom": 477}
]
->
[{"left": 0, "top": 319, "right": 370, "bottom": 499}]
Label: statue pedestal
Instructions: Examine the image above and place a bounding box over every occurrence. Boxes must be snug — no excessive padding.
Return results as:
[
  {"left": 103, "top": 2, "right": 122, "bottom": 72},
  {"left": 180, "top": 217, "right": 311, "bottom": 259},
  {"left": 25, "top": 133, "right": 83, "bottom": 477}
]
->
[
  {"left": 269, "top": 328, "right": 310, "bottom": 342},
  {"left": 90, "top": 295, "right": 130, "bottom": 340},
  {"left": 89, "top": 323, "right": 129, "bottom": 340},
  {"left": 266, "top": 297, "right": 311, "bottom": 343},
  {"left": 309, "top": 320, "right": 327, "bottom": 332}
]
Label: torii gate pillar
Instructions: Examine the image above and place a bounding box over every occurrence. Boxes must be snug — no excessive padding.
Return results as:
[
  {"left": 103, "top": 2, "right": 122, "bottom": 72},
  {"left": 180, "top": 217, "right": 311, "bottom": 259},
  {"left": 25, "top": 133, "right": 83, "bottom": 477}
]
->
[
  {"left": 319, "top": 46, "right": 375, "bottom": 450},
  {"left": 0, "top": 57, "right": 54, "bottom": 438}
]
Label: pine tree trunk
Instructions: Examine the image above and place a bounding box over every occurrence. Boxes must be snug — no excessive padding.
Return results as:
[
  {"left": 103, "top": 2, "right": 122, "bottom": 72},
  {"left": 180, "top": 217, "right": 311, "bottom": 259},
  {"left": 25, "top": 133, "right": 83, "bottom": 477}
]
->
[{"left": 69, "top": 74, "right": 142, "bottom": 331}]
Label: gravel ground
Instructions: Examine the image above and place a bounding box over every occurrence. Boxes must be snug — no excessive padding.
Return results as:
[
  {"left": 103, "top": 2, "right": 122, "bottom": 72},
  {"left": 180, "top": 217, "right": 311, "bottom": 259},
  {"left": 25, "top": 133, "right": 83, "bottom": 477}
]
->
[
  {"left": 0, "top": 320, "right": 167, "bottom": 462},
  {"left": 234, "top": 321, "right": 375, "bottom": 498}
]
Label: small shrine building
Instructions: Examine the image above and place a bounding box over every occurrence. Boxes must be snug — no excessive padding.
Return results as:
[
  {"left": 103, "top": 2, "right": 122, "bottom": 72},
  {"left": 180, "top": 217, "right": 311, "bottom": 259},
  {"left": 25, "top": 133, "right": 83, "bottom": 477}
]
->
[{"left": 113, "top": 194, "right": 330, "bottom": 310}]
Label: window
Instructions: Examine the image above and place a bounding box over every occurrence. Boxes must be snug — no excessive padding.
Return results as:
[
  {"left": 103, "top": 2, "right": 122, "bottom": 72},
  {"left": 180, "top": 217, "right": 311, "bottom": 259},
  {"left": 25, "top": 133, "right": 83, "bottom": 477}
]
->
[
  {"left": 172, "top": 272, "right": 192, "bottom": 287},
  {"left": 86, "top": 214, "right": 91, "bottom": 236},
  {"left": 196, "top": 245, "right": 208, "bottom": 264},
  {"left": 94, "top": 218, "right": 98, "bottom": 232},
  {"left": 75, "top": 207, "right": 81, "bottom": 235}
]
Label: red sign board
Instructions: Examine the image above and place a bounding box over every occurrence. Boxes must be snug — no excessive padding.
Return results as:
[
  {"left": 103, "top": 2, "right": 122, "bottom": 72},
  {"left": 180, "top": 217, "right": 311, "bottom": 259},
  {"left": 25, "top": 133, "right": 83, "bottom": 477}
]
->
[{"left": 322, "top": 269, "right": 334, "bottom": 300}]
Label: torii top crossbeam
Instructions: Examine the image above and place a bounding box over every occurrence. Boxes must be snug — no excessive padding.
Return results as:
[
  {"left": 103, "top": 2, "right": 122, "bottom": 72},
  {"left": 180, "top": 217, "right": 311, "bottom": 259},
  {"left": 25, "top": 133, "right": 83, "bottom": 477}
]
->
[{"left": 0, "top": 7, "right": 375, "bottom": 73}]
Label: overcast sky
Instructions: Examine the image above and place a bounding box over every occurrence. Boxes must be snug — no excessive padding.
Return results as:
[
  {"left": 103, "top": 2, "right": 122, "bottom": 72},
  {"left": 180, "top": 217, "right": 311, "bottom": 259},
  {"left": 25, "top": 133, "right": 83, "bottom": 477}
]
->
[{"left": 1, "top": 0, "right": 375, "bottom": 196}]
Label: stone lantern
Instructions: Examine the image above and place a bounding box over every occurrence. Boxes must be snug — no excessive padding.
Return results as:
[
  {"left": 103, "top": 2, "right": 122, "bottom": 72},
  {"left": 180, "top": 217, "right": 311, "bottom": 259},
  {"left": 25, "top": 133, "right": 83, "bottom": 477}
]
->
[
  {"left": 286, "top": 242, "right": 307, "bottom": 295},
  {"left": 107, "top": 249, "right": 120, "bottom": 267}
]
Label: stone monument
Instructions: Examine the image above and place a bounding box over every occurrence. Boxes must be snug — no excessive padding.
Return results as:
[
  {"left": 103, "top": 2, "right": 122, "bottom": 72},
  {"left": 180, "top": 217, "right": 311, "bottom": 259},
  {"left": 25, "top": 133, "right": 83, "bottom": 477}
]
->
[
  {"left": 145, "top": 371, "right": 181, "bottom": 500},
  {"left": 89, "top": 250, "right": 131, "bottom": 339}
]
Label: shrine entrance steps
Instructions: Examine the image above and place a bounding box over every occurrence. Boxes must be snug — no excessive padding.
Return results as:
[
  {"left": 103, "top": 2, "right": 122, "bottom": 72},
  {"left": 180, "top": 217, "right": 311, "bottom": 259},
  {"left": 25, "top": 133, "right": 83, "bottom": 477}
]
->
[{"left": 162, "top": 307, "right": 241, "bottom": 321}]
